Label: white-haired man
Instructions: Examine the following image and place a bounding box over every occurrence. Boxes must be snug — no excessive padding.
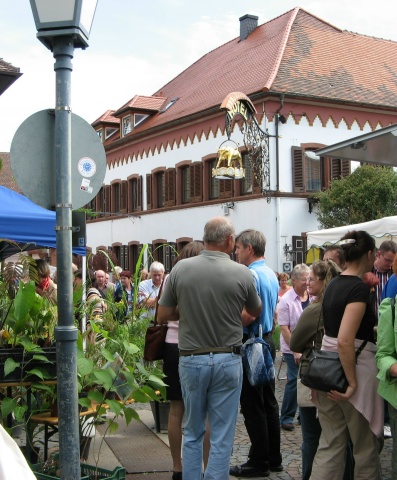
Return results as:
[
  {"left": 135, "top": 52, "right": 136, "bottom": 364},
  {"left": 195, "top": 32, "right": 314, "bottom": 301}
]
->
[{"left": 138, "top": 261, "right": 165, "bottom": 318}]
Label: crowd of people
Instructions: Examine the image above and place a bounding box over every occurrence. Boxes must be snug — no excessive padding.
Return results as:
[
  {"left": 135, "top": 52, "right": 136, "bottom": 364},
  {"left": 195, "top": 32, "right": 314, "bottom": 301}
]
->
[{"left": 13, "top": 223, "right": 397, "bottom": 479}]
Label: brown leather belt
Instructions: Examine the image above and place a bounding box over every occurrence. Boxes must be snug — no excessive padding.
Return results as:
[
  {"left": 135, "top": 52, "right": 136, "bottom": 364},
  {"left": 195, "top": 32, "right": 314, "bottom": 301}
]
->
[{"left": 179, "top": 346, "right": 242, "bottom": 356}]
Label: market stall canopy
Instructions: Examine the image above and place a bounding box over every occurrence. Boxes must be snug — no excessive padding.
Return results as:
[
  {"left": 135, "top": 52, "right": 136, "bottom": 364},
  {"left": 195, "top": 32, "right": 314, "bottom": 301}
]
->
[
  {"left": 0, "top": 186, "right": 86, "bottom": 260},
  {"left": 316, "top": 124, "right": 397, "bottom": 166},
  {"left": 307, "top": 216, "right": 397, "bottom": 250}
]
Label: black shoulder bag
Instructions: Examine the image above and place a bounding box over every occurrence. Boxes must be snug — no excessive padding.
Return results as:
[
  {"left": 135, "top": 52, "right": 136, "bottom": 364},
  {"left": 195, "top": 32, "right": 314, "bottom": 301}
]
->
[{"left": 300, "top": 305, "right": 367, "bottom": 393}]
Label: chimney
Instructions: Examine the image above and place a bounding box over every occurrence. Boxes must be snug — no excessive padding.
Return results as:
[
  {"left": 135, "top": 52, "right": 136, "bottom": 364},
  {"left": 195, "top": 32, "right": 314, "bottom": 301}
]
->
[{"left": 239, "top": 14, "right": 258, "bottom": 41}]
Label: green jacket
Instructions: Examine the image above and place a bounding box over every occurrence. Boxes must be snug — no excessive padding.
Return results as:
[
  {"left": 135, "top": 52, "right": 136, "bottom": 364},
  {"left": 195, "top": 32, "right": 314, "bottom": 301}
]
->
[{"left": 376, "top": 296, "right": 397, "bottom": 409}]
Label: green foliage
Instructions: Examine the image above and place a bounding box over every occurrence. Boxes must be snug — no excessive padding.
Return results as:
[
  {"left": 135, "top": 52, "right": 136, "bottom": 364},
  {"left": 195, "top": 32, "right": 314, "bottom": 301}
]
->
[{"left": 313, "top": 165, "right": 397, "bottom": 229}]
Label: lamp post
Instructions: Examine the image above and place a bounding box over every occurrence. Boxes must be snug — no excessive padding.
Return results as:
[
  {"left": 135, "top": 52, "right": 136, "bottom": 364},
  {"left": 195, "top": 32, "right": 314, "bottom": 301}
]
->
[{"left": 29, "top": 1, "right": 97, "bottom": 478}]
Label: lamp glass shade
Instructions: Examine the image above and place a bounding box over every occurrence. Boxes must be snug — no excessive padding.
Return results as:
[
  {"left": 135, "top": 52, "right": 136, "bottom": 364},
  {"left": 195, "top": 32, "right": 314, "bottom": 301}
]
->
[{"left": 30, "top": 0, "right": 97, "bottom": 39}]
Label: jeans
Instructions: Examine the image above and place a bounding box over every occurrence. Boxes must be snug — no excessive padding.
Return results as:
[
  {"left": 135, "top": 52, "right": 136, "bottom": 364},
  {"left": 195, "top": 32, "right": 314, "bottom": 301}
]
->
[
  {"left": 299, "top": 406, "right": 321, "bottom": 480},
  {"left": 179, "top": 353, "right": 243, "bottom": 480},
  {"left": 280, "top": 353, "right": 299, "bottom": 425},
  {"left": 240, "top": 333, "right": 281, "bottom": 470}
]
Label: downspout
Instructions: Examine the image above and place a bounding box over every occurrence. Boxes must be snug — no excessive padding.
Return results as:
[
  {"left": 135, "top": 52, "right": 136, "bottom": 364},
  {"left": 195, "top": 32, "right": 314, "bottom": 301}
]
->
[{"left": 274, "top": 95, "right": 284, "bottom": 271}]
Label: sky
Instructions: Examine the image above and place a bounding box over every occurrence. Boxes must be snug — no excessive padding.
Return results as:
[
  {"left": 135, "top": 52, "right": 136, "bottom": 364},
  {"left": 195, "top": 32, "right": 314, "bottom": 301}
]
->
[{"left": 0, "top": 0, "right": 396, "bottom": 152}]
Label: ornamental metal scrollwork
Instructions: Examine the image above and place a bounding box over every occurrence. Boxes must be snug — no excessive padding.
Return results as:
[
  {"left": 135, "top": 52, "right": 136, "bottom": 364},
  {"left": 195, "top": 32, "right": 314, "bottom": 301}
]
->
[{"left": 221, "top": 92, "right": 272, "bottom": 203}]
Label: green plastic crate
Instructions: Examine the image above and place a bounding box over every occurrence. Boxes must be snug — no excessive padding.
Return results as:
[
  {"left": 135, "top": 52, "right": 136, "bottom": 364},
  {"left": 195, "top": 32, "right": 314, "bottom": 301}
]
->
[{"left": 32, "top": 462, "right": 126, "bottom": 480}]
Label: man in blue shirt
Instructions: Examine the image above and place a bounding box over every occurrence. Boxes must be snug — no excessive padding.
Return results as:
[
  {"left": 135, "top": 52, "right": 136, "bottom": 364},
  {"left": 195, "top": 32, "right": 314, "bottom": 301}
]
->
[{"left": 230, "top": 229, "right": 283, "bottom": 477}]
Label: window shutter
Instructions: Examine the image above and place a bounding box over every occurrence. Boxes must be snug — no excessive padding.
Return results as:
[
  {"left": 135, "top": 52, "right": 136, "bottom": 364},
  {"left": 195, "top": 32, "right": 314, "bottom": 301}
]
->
[
  {"left": 219, "top": 179, "right": 233, "bottom": 199},
  {"left": 165, "top": 169, "right": 176, "bottom": 207},
  {"left": 292, "top": 147, "right": 305, "bottom": 193},
  {"left": 137, "top": 176, "right": 142, "bottom": 211},
  {"left": 190, "top": 163, "right": 202, "bottom": 203},
  {"left": 330, "top": 158, "right": 351, "bottom": 180},
  {"left": 105, "top": 185, "right": 111, "bottom": 216},
  {"left": 341, "top": 159, "right": 351, "bottom": 178},
  {"left": 121, "top": 181, "right": 127, "bottom": 212},
  {"left": 146, "top": 174, "right": 152, "bottom": 210}
]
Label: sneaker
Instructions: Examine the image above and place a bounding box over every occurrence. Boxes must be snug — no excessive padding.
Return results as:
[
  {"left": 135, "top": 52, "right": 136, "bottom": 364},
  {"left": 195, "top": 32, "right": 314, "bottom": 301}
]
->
[
  {"left": 172, "top": 473, "right": 182, "bottom": 480},
  {"left": 384, "top": 425, "right": 392, "bottom": 438},
  {"left": 230, "top": 462, "right": 270, "bottom": 478}
]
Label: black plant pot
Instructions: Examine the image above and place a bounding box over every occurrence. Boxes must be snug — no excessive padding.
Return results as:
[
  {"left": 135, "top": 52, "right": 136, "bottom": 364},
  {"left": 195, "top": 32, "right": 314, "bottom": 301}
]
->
[{"left": 150, "top": 400, "right": 170, "bottom": 432}]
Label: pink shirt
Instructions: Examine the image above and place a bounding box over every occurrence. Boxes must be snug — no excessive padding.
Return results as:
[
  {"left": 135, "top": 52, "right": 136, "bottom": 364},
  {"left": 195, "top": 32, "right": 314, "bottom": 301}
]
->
[{"left": 278, "top": 287, "right": 310, "bottom": 354}]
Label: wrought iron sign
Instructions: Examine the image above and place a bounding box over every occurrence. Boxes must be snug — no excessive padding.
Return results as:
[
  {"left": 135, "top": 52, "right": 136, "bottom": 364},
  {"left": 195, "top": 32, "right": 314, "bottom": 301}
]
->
[{"left": 219, "top": 92, "right": 272, "bottom": 202}]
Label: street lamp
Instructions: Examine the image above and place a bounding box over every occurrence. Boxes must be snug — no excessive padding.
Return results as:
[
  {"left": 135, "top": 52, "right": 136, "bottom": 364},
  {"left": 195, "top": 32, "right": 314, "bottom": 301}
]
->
[{"left": 29, "top": 1, "right": 98, "bottom": 478}]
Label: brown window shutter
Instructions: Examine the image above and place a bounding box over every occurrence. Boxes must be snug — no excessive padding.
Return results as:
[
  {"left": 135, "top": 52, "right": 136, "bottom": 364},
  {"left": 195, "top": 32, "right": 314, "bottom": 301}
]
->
[
  {"left": 105, "top": 185, "right": 111, "bottom": 216},
  {"left": 292, "top": 147, "right": 305, "bottom": 193},
  {"left": 121, "top": 181, "right": 127, "bottom": 212},
  {"left": 219, "top": 179, "right": 233, "bottom": 198},
  {"left": 341, "top": 159, "right": 351, "bottom": 177},
  {"left": 137, "top": 176, "right": 142, "bottom": 211},
  {"left": 165, "top": 169, "right": 176, "bottom": 207},
  {"left": 330, "top": 158, "right": 351, "bottom": 180},
  {"left": 190, "top": 163, "right": 202, "bottom": 203},
  {"left": 146, "top": 174, "right": 152, "bottom": 210}
]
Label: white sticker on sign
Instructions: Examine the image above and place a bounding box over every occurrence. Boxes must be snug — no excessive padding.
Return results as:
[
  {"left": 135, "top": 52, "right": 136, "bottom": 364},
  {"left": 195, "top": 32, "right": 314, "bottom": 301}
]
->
[{"left": 81, "top": 178, "right": 93, "bottom": 193}]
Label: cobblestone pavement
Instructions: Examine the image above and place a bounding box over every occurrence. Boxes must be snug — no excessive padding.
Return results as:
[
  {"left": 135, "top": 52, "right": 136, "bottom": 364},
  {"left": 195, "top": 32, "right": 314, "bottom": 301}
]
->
[{"left": 230, "top": 352, "right": 393, "bottom": 480}]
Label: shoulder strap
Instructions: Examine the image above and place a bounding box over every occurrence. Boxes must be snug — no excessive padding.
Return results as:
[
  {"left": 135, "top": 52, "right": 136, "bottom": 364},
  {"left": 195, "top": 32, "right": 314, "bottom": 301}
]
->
[{"left": 153, "top": 276, "right": 166, "bottom": 326}]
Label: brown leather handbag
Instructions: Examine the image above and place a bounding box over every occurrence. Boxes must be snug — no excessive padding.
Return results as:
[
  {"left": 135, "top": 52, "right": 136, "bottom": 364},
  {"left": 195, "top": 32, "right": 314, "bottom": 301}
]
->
[{"left": 143, "top": 278, "right": 168, "bottom": 361}]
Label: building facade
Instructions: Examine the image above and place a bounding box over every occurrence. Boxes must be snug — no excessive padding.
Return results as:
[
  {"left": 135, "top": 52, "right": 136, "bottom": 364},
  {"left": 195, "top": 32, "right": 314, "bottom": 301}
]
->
[{"left": 86, "top": 8, "right": 397, "bottom": 273}]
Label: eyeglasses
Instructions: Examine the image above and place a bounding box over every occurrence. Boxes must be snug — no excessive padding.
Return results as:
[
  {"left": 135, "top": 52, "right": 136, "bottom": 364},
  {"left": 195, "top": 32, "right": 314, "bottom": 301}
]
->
[{"left": 381, "top": 253, "right": 395, "bottom": 264}]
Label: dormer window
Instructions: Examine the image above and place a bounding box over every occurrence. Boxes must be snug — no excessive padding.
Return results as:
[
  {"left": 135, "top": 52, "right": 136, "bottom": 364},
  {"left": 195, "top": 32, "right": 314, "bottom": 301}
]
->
[
  {"left": 105, "top": 127, "right": 118, "bottom": 139},
  {"left": 134, "top": 113, "right": 148, "bottom": 127},
  {"left": 122, "top": 116, "right": 132, "bottom": 136}
]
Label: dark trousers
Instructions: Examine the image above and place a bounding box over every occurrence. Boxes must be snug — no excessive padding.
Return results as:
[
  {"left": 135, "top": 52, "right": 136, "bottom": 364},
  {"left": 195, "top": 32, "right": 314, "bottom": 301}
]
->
[{"left": 240, "top": 333, "right": 282, "bottom": 469}]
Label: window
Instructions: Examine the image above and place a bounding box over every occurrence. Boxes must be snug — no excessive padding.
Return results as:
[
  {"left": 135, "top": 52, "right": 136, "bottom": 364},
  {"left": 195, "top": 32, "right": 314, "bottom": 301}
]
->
[
  {"left": 122, "top": 116, "right": 131, "bottom": 136},
  {"left": 146, "top": 174, "right": 152, "bottom": 210},
  {"left": 240, "top": 153, "right": 261, "bottom": 195},
  {"left": 96, "top": 129, "right": 102, "bottom": 139},
  {"left": 128, "top": 176, "right": 142, "bottom": 212},
  {"left": 147, "top": 168, "right": 176, "bottom": 209},
  {"left": 111, "top": 182, "right": 120, "bottom": 213},
  {"left": 292, "top": 147, "right": 350, "bottom": 193},
  {"left": 209, "top": 159, "right": 219, "bottom": 199},
  {"left": 208, "top": 158, "right": 233, "bottom": 199},
  {"left": 157, "top": 172, "right": 165, "bottom": 208},
  {"left": 189, "top": 162, "right": 202, "bottom": 203},
  {"left": 105, "top": 127, "right": 118, "bottom": 139},
  {"left": 134, "top": 114, "right": 148, "bottom": 126},
  {"left": 181, "top": 167, "right": 190, "bottom": 203}
]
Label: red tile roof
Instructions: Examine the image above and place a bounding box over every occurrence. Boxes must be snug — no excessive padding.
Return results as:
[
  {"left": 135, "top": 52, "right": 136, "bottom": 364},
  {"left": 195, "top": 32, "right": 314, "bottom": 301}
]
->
[
  {"left": 100, "top": 7, "right": 397, "bottom": 144},
  {"left": 114, "top": 95, "right": 167, "bottom": 117},
  {"left": 92, "top": 110, "right": 119, "bottom": 127}
]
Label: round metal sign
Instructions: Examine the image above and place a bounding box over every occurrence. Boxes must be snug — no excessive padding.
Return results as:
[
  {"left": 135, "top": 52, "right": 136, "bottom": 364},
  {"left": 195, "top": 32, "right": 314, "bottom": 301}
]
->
[{"left": 10, "top": 109, "right": 106, "bottom": 210}]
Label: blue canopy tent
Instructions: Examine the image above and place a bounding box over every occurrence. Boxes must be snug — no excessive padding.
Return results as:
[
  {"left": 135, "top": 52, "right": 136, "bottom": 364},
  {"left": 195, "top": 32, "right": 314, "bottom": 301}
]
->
[{"left": 0, "top": 186, "right": 86, "bottom": 260}]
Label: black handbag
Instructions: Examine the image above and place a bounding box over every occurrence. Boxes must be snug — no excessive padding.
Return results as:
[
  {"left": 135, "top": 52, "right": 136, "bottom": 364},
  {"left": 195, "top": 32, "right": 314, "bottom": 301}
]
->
[{"left": 300, "top": 306, "right": 367, "bottom": 393}]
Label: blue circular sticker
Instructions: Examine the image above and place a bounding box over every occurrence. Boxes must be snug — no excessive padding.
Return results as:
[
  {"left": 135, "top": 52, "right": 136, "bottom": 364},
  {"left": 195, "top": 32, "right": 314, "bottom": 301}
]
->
[{"left": 78, "top": 157, "right": 97, "bottom": 178}]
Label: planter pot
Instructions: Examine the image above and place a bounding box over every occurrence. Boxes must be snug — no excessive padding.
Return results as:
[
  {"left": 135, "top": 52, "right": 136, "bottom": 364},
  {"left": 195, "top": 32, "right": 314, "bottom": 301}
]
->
[
  {"left": 0, "top": 347, "right": 57, "bottom": 383},
  {"left": 149, "top": 400, "right": 170, "bottom": 432}
]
